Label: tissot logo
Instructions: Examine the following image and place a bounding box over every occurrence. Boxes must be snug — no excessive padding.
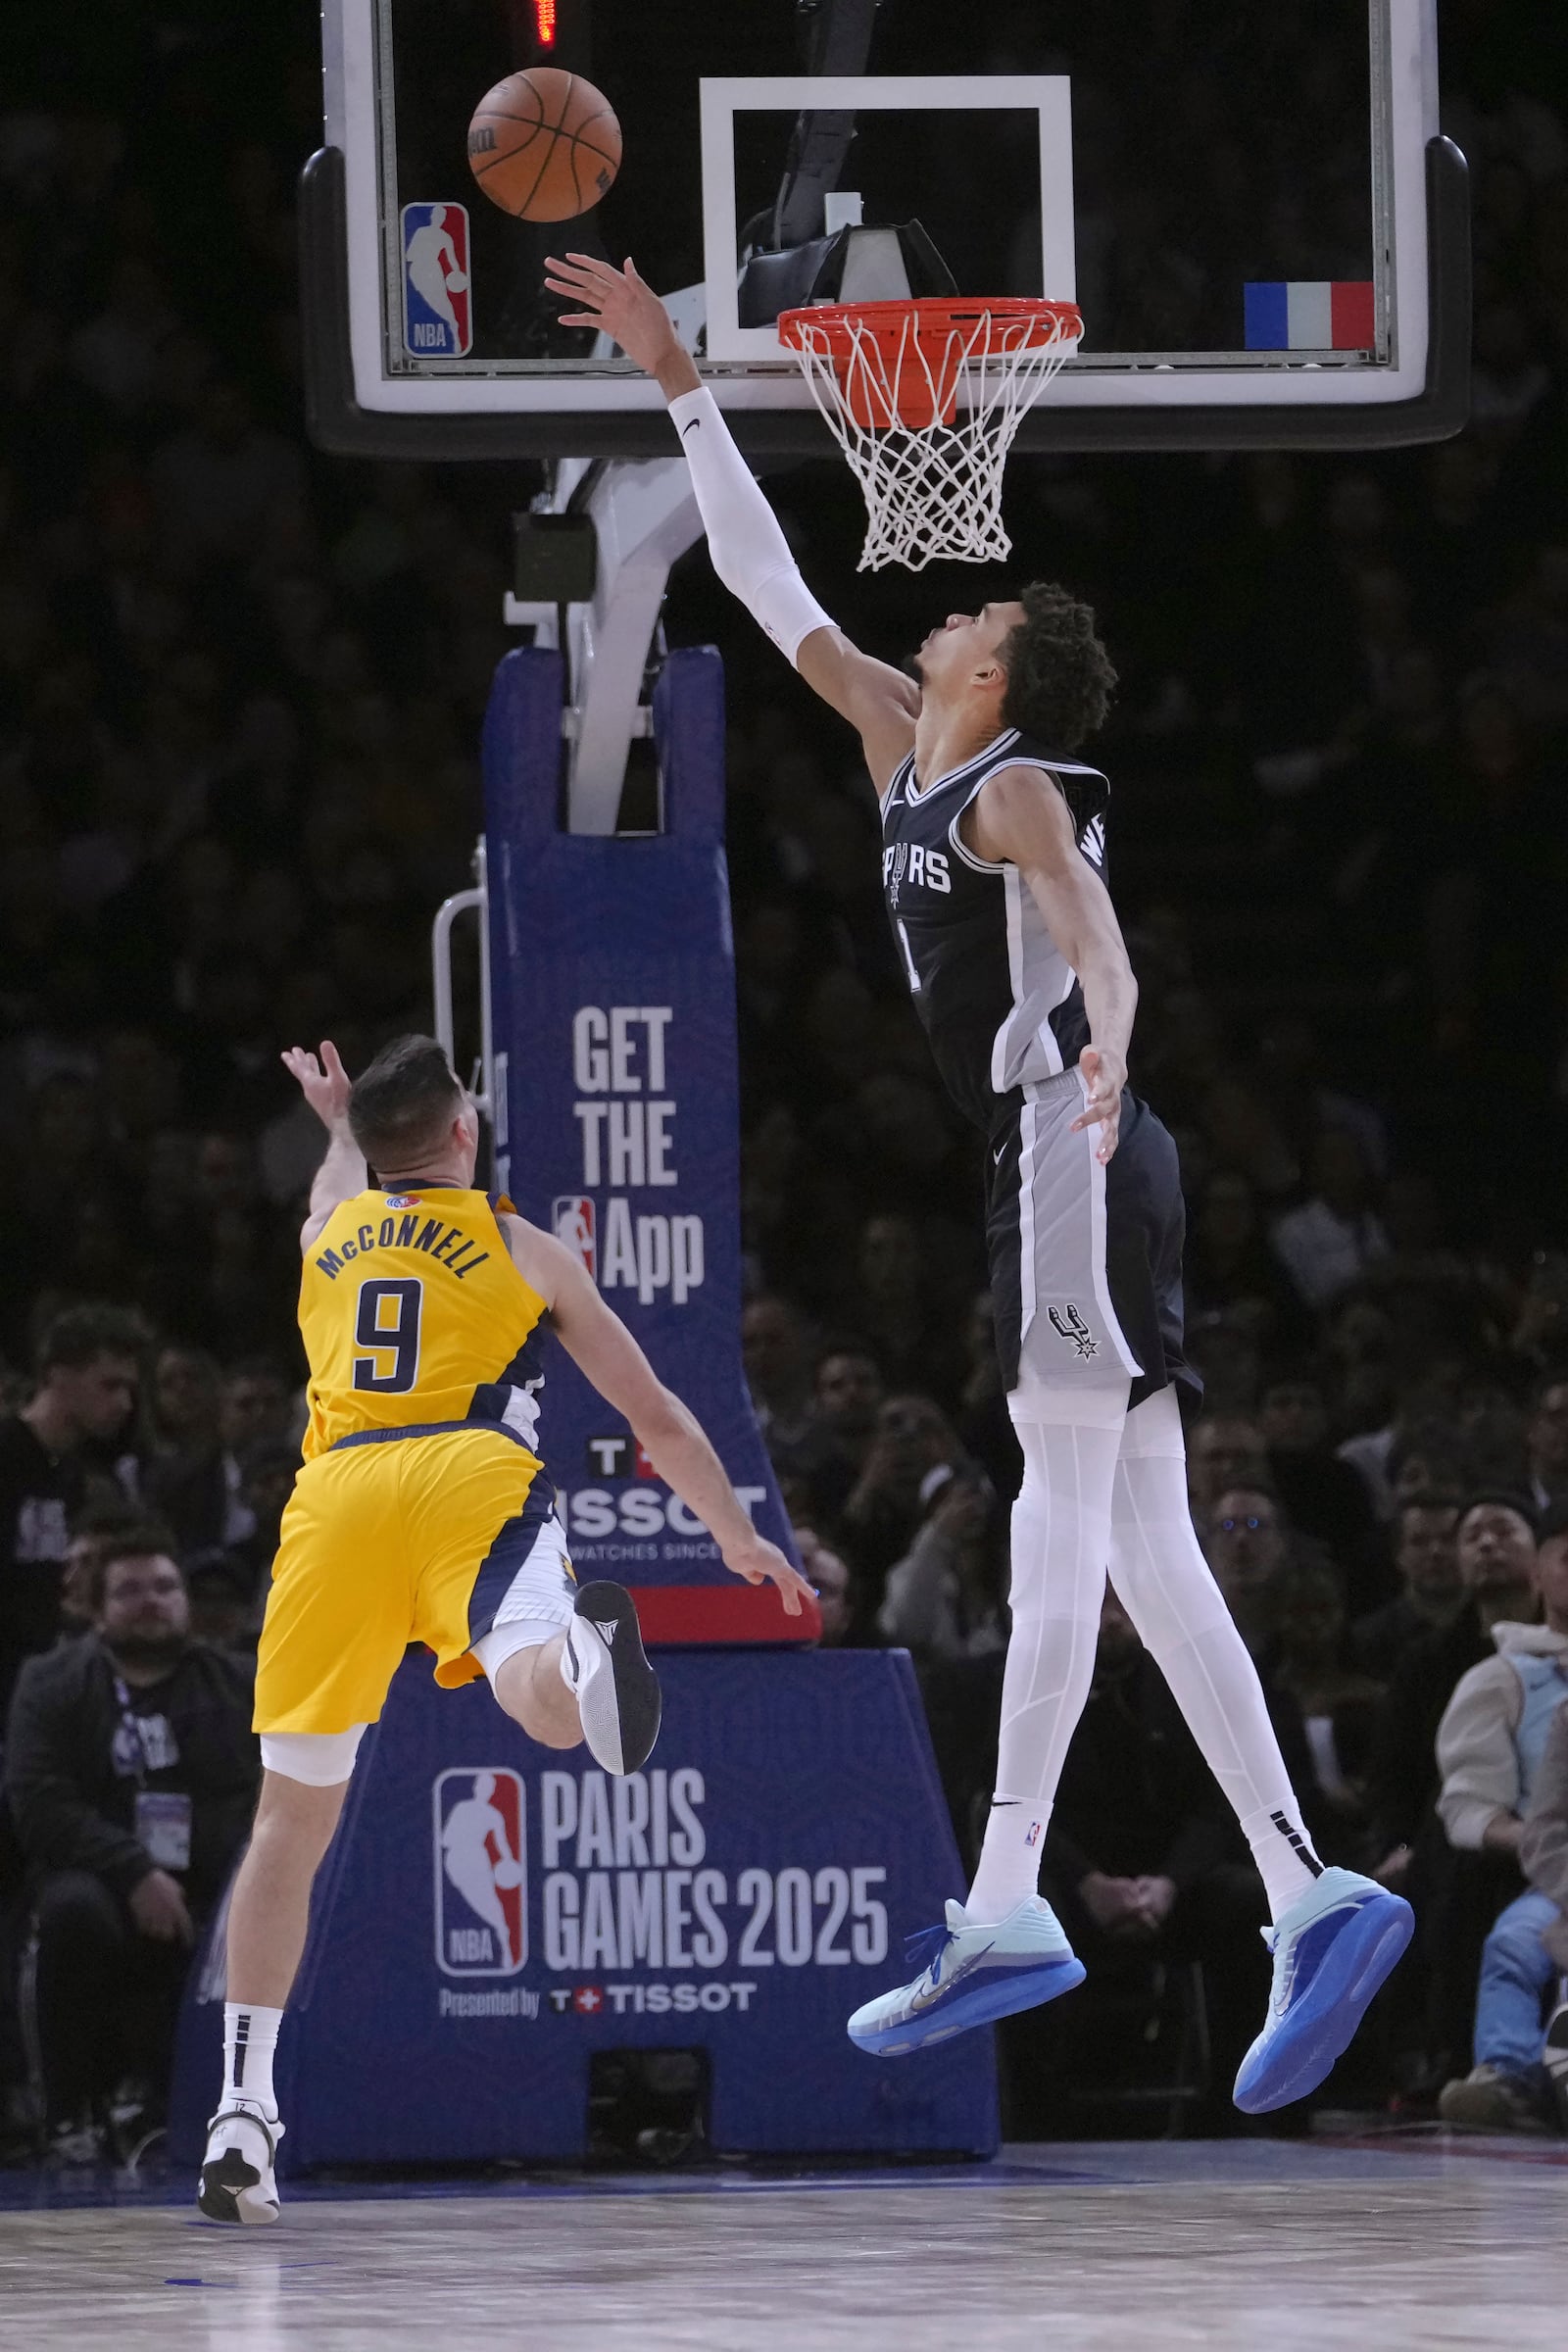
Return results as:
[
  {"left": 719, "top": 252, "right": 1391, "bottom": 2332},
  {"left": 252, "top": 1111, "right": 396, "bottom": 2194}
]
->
[
  {"left": 546, "top": 1982, "right": 759, "bottom": 2017},
  {"left": 584, "top": 1435, "right": 659, "bottom": 1480},
  {"left": 433, "top": 1769, "right": 527, "bottom": 1977}
]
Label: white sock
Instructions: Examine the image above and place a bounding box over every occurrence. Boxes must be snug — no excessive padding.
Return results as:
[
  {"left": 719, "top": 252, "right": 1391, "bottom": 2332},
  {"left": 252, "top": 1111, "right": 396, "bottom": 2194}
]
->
[
  {"left": 1107, "top": 1387, "right": 1323, "bottom": 1922},
  {"left": 965, "top": 1408, "right": 1123, "bottom": 1924},
  {"left": 222, "top": 2002, "right": 282, "bottom": 2117}
]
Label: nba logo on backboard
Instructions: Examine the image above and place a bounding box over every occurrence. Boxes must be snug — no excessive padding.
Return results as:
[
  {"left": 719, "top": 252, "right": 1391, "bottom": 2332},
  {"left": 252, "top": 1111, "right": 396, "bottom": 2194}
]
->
[
  {"left": 401, "top": 204, "right": 471, "bottom": 358},
  {"left": 433, "top": 1768, "right": 526, "bottom": 1976},
  {"left": 553, "top": 1196, "right": 596, "bottom": 1280}
]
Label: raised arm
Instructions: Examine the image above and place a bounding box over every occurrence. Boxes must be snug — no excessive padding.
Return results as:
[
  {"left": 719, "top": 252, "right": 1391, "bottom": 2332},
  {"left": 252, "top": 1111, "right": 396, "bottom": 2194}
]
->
[
  {"left": 963, "top": 768, "right": 1139, "bottom": 1163},
  {"left": 282, "top": 1042, "right": 368, "bottom": 1251},
  {"left": 505, "top": 1218, "right": 813, "bottom": 1617},
  {"left": 543, "top": 252, "right": 918, "bottom": 794}
]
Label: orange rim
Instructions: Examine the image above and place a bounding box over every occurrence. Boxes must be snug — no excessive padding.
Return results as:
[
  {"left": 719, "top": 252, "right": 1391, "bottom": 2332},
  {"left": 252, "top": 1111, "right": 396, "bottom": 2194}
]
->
[{"left": 778, "top": 297, "right": 1081, "bottom": 429}]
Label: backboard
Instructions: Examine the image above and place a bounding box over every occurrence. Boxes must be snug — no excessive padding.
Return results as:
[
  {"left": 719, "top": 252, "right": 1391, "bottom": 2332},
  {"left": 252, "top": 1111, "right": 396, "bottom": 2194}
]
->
[{"left": 303, "top": 0, "right": 1467, "bottom": 461}]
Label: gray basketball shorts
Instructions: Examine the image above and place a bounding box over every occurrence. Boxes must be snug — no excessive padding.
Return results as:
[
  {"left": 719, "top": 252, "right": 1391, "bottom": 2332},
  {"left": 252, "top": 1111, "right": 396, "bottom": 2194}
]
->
[{"left": 984, "top": 1068, "right": 1200, "bottom": 1414}]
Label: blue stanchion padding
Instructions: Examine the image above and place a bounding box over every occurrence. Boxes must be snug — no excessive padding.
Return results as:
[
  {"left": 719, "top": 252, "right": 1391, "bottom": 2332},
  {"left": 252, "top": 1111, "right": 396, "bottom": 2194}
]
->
[
  {"left": 168, "top": 1649, "right": 998, "bottom": 2170},
  {"left": 482, "top": 645, "right": 807, "bottom": 1642}
]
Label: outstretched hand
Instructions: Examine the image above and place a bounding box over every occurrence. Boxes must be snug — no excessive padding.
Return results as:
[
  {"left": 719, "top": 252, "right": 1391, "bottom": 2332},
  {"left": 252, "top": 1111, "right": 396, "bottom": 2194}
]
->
[
  {"left": 721, "top": 1529, "right": 818, "bottom": 1619},
  {"left": 281, "top": 1040, "right": 353, "bottom": 1134},
  {"left": 542, "top": 252, "right": 682, "bottom": 376}
]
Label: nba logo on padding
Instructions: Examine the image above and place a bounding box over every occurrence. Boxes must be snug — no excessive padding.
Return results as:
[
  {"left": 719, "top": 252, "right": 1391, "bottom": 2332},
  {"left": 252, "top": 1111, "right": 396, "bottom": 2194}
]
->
[
  {"left": 553, "top": 1196, "right": 596, "bottom": 1280},
  {"left": 401, "top": 203, "right": 472, "bottom": 358},
  {"left": 433, "top": 1769, "right": 526, "bottom": 1976}
]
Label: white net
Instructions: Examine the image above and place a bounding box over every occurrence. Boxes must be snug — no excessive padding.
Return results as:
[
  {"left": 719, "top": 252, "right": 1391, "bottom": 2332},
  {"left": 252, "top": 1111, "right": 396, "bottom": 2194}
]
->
[{"left": 785, "top": 303, "right": 1080, "bottom": 572}]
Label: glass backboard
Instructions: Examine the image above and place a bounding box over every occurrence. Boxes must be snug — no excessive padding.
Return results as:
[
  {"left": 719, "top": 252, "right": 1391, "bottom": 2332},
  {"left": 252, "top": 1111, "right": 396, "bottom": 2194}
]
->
[{"left": 304, "top": 0, "right": 1467, "bottom": 459}]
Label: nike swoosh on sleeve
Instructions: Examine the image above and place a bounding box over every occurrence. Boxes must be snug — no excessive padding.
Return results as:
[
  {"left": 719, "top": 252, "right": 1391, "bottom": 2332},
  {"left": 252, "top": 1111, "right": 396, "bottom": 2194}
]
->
[{"left": 681, "top": 418, "right": 701, "bottom": 437}]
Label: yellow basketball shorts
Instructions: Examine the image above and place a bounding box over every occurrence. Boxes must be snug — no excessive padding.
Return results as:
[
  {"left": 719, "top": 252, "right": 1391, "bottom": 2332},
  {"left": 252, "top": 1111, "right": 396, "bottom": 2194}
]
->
[{"left": 255, "top": 1427, "right": 576, "bottom": 1737}]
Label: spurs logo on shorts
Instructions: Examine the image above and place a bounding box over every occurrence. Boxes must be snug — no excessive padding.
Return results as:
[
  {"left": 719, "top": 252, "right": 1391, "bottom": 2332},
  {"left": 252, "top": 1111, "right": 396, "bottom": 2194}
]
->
[{"left": 1046, "top": 1302, "right": 1099, "bottom": 1360}]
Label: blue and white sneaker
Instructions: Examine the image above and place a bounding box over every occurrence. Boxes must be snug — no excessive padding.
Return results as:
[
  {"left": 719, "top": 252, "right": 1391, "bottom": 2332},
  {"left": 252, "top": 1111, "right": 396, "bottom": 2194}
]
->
[
  {"left": 1234, "top": 1867, "right": 1414, "bottom": 2114},
  {"left": 847, "top": 1894, "right": 1086, "bottom": 2057}
]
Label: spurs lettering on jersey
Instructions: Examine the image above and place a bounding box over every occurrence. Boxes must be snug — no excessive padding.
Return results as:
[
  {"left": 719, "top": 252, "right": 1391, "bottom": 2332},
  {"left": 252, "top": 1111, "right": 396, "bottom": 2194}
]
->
[{"left": 881, "top": 840, "right": 952, "bottom": 900}]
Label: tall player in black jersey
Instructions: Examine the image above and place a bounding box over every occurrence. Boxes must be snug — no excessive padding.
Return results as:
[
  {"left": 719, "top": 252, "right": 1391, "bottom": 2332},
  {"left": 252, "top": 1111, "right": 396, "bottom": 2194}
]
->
[{"left": 548, "top": 253, "right": 1412, "bottom": 2112}]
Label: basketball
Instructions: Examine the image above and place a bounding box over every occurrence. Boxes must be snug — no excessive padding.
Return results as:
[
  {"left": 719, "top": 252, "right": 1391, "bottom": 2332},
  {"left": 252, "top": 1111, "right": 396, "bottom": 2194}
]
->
[{"left": 466, "top": 68, "right": 621, "bottom": 222}]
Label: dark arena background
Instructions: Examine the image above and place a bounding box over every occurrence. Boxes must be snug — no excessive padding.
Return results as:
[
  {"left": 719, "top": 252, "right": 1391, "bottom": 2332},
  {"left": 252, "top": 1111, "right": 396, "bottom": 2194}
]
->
[{"left": 2, "top": 2, "right": 1568, "bottom": 2345}]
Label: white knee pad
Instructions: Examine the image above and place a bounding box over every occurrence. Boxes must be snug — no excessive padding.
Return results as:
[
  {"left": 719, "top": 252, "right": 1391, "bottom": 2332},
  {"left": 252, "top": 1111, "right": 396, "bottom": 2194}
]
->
[{"left": 259, "top": 1725, "right": 368, "bottom": 1787}]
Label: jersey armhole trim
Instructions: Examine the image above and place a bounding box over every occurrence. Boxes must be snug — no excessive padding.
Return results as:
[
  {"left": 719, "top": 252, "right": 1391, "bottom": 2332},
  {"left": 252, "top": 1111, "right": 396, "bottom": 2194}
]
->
[
  {"left": 950, "top": 761, "right": 1067, "bottom": 875},
  {"left": 949, "top": 793, "right": 1007, "bottom": 875},
  {"left": 950, "top": 760, "right": 1102, "bottom": 875}
]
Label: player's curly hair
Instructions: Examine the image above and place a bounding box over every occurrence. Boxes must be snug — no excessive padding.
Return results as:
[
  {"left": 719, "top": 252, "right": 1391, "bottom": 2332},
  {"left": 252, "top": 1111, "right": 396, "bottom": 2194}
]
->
[
  {"left": 999, "top": 581, "right": 1117, "bottom": 753},
  {"left": 348, "top": 1034, "right": 465, "bottom": 1171}
]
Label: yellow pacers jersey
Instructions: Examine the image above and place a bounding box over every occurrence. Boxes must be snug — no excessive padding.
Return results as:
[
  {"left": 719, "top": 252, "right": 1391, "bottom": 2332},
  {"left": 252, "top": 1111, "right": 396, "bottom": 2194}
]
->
[{"left": 298, "top": 1187, "right": 549, "bottom": 1458}]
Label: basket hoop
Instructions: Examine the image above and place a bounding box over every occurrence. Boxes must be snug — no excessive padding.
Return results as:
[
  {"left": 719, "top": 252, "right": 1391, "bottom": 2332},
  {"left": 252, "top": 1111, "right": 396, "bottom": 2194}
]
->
[{"left": 777, "top": 296, "right": 1083, "bottom": 571}]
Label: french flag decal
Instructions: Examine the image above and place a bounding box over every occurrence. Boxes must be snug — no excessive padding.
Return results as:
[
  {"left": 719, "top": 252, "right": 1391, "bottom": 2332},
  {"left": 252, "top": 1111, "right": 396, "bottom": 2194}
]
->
[{"left": 1244, "top": 281, "right": 1376, "bottom": 352}]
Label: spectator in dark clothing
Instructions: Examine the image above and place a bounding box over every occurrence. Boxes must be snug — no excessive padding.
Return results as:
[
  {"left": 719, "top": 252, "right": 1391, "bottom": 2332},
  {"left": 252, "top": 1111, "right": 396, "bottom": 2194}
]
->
[
  {"left": 954, "top": 1291, "right": 1023, "bottom": 1506},
  {"left": 1260, "top": 1375, "right": 1390, "bottom": 1606},
  {"left": 839, "top": 1215, "right": 968, "bottom": 1410},
  {"left": 1029, "top": 1588, "right": 1272, "bottom": 2130},
  {"left": 1187, "top": 1414, "right": 1270, "bottom": 1526},
  {"left": 1352, "top": 1494, "right": 1465, "bottom": 1679},
  {"left": 1368, "top": 1494, "right": 1540, "bottom": 1886},
  {"left": 1526, "top": 1373, "right": 1568, "bottom": 1514},
  {"left": 219, "top": 1357, "right": 296, "bottom": 1461},
  {"left": 798, "top": 1341, "right": 886, "bottom": 1526},
  {"left": 1266, "top": 1555, "right": 1385, "bottom": 1868},
  {"left": 837, "top": 1394, "right": 965, "bottom": 1609},
  {"left": 1183, "top": 1169, "right": 1307, "bottom": 1339},
  {"left": 742, "top": 1296, "right": 824, "bottom": 1482},
  {"left": 143, "top": 1343, "right": 254, "bottom": 1557},
  {"left": 223, "top": 1439, "right": 300, "bottom": 1610},
  {"left": 3, "top": 1523, "right": 259, "bottom": 2156},
  {"left": 1202, "top": 1480, "right": 1289, "bottom": 1656},
  {"left": 182, "top": 1549, "right": 263, "bottom": 1653},
  {"left": 0, "top": 1304, "right": 146, "bottom": 1715}
]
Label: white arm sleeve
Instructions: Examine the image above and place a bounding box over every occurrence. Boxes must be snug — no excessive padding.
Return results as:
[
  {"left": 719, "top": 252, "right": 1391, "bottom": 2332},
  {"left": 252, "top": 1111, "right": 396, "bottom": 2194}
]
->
[{"left": 667, "top": 387, "right": 834, "bottom": 667}]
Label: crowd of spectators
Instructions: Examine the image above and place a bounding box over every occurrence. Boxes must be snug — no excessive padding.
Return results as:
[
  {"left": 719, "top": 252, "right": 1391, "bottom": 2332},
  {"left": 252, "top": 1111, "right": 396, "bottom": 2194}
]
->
[{"left": 3, "top": 5, "right": 1568, "bottom": 2160}]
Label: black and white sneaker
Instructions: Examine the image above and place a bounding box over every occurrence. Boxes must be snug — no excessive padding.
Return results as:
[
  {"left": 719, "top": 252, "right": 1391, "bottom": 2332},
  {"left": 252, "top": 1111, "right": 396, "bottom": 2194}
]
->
[
  {"left": 564, "top": 1582, "right": 662, "bottom": 1775},
  {"left": 198, "top": 2100, "right": 283, "bottom": 2224}
]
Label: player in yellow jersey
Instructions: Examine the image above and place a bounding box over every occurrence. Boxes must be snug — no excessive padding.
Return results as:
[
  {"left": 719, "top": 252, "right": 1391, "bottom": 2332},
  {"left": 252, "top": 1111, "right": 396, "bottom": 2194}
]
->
[{"left": 200, "top": 1033, "right": 809, "bottom": 2224}]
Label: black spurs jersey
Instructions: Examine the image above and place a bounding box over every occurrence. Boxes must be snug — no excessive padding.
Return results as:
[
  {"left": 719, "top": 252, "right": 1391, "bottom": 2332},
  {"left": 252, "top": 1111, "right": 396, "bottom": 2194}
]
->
[{"left": 880, "top": 727, "right": 1109, "bottom": 1135}]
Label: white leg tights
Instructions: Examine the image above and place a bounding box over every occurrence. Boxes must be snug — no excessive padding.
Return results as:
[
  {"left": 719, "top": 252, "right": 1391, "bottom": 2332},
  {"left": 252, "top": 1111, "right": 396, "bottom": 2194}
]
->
[
  {"left": 1108, "top": 1386, "right": 1321, "bottom": 1920},
  {"left": 964, "top": 1396, "right": 1123, "bottom": 1923}
]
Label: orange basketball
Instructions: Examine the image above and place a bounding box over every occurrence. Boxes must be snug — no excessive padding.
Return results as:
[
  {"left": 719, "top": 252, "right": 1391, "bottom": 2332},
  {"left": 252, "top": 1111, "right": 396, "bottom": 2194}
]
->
[{"left": 466, "top": 68, "right": 621, "bottom": 222}]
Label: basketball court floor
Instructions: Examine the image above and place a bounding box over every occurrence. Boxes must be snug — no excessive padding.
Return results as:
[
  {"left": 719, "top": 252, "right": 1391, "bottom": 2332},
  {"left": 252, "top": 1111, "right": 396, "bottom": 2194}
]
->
[{"left": 2, "top": 2136, "right": 1562, "bottom": 2350}]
